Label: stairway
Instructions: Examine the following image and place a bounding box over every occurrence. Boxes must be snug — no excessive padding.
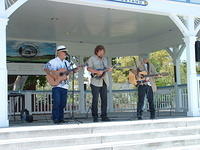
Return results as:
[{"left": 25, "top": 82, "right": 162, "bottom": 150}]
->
[{"left": 1, "top": 117, "right": 200, "bottom": 150}]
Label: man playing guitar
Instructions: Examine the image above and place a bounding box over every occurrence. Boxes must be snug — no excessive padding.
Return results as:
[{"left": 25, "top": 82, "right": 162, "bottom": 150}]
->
[
  {"left": 44, "top": 45, "right": 80, "bottom": 124},
  {"left": 87, "top": 45, "right": 112, "bottom": 122},
  {"left": 131, "top": 55, "right": 158, "bottom": 120}
]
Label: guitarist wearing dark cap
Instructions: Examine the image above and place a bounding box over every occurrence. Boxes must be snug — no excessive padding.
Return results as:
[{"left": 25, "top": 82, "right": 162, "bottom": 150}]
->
[{"left": 87, "top": 45, "right": 112, "bottom": 122}]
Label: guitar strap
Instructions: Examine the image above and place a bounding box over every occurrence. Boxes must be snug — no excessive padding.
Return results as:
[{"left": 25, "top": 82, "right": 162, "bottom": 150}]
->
[
  {"left": 102, "top": 57, "right": 106, "bottom": 69},
  {"left": 147, "top": 62, "right": 150, "bottom": 75},
  {"left": 65, "top": 62, "right": 71, "bottom": 71},
  {"left": 63, "top": 61, "right": 70, "bottom": 85}
]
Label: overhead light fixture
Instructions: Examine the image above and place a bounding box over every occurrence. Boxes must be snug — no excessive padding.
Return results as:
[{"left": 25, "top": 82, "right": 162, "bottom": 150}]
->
[{"left": 50, "top": 17, "right": 59, "bottom": 21}]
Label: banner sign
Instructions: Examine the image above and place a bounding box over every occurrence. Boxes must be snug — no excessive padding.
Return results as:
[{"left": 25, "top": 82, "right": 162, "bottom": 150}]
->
[
  {"left": 7, "top": 40, "right": 56, "bottom": 63},
  {"left": 107, "top": 0, "right": 148, "bottom": 6}
]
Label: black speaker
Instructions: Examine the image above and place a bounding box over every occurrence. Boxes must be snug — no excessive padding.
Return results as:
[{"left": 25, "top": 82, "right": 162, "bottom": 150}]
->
[{"left": 195, "top": 41, "right": 200, "bottom": 62}]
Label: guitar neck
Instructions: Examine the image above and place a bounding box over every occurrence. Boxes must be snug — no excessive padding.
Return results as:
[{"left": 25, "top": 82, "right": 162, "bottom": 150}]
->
[{"left": 143, "top": 74, "right": 159, "bottom": 77}]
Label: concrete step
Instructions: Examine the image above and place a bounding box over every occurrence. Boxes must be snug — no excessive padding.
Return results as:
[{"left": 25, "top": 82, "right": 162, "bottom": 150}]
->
[
  {"left": 1, "top": 117, "right": 200, "bottom": 140},
  {"left": 32, "top": 135, "right": 200, "bottom": 150},
  {"left": 1, "top": 125, "right": 200, "bottom": 150},
  {"left": 158, "top": 144, "right": 200, "bottom": 150}
]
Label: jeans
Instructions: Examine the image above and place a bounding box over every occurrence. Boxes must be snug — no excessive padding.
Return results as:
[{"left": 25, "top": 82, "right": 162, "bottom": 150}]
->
[
  {"left": 52, "top": 87, "right": 68, "bottom": 121},
  {"left": 137, "top": 85, "right": 155, "bottom": 118},
  {"left": 90, "top": 81, "right": 107, "bottom": 118}
]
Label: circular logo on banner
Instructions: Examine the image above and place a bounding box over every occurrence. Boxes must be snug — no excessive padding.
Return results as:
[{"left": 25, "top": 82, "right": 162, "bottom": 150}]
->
[{"left": 18, "top": 44, "right": 38, "bottom": 58}]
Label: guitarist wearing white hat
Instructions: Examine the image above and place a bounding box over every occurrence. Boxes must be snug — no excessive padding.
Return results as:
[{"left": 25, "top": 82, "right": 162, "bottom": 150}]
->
[{"left": 44, "top": 45, "right": 80, "bottom": 124}]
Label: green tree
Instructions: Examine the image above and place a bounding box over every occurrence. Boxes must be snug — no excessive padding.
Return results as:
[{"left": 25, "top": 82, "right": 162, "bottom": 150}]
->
[
  {"left": 112, "top": 56, "right": 137, "bottom": 83},
  {"left": 149, "top": 50, "right": 174, "bottom": 86}
]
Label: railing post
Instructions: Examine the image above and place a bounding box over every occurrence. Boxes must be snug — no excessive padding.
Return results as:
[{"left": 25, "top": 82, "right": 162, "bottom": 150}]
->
[
  {"left": 78, "top": 56, "right": 86, "bottom": 113},
  {"left": 108, "top": 57, "right": 114, "bottom": 112},
  {"left": 24, "top": 92, "right": 32, "bottom": 114}
]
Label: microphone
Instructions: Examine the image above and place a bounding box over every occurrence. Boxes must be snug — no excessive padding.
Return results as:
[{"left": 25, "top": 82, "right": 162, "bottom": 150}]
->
[
  {"left": 71, "top": 56, "right": 79, "bottom": 63},
  {"left": 66, "top": 54, "right": 71, "bottom": 62}
]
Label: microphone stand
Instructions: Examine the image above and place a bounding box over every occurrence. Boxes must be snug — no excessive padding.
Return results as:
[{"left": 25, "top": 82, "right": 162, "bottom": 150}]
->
[{"left": 66, "top": 56, "right": 82, "bottom": 124}]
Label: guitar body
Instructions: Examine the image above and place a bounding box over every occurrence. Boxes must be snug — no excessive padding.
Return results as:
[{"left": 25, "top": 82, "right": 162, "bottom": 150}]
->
[
  {"left": 91, "top": 64, "right": 120, "bottom": 79},
  {"left": 128, "top": 71, "right": 137, "bottom": 86},
  {"left": 92, "top": 68, "right": 108, "bottom": 79},
  {"left": 46, "top": 64, "right": 86, "bottom": 86},
  {"left": 46, "top": 68, "right": 69, "bottom": 86}
]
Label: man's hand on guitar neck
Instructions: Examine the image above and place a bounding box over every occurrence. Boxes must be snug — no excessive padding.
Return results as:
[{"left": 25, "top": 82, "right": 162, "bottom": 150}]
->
[
  {"left": 73, "top": 66, "right": 81, "bottom": 73},
  {"left": 107, "top": 67, "right": 113, "bottom": 72}
]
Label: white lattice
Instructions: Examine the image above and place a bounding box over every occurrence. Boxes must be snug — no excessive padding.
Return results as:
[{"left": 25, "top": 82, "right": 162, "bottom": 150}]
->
[
  {"left": 195, "top": 17, "right": 200, "bottom": 29},
  {"left": 178, "top": 15, "right": 188, "bottom": 29},
  {"left": 5, "top": 0, "right": 18, "bottom": 9}
]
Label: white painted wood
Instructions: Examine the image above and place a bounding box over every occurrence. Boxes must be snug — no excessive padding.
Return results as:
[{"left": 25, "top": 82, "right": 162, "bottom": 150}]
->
[
  {"left": 184, "top": 35, "right": 200, "bottom": 116},
  {"left": 107, "top": 57, "right": 113, "bottom": 112},
  {"left": 78, "top": 56, "right": 86, "bottom": 113},
  {"left": 0, "top": 0, "right": 5, "bottom": 15},
  {"left": 5, "top": 0, "right": 28, "bottom": 17},
  {"left": 7, "top": 63, "right": 46, "bottom": 75},
  {"left": 0, "top": 17, "right": 9, "bottom": 127}
]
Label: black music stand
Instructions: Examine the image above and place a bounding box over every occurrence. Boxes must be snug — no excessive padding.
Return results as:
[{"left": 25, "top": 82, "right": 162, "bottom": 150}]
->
[{"left": 66, "top": 61, "right": 82, "bottom": 124}]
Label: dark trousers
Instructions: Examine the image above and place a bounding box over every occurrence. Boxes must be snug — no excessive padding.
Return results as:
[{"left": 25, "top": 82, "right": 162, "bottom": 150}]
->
[
  {"left": 90, "top": 82, "right": 107, "bottom": 118},
  {"left": 52, "top": 87, "right": 68, "bottom": 121},
  {"left": 137, "top": 85, "right": 155, "bottom": 118}
]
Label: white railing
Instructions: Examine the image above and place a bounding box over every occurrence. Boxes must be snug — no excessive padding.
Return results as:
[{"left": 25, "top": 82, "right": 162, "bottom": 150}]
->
[
  {"left": 8, "top": 91, "right": 80, "bottom": 117},
  {"left": 111, "top": 85, "right": 188, "bottom": 113},
  {"left": 8, "top": 84, "right": 188, "bottom": 120},
  {"left": 5, "top": 0, "right": 18, "bottom": 9}
]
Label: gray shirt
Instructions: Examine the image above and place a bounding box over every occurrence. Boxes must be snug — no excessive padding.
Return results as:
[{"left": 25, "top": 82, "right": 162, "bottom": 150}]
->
[{"left": 87, "top": 55, "right": 109, "bottom": 87}]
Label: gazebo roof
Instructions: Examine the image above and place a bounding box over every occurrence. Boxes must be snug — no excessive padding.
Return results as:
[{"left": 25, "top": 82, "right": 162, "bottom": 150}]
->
[{"left": 6, "top": 0, "right": 193, "bottom": 57}]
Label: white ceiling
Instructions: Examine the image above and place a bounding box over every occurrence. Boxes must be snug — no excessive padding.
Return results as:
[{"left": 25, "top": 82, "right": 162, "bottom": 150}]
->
[{"left": 7, "top": 0, "right": 184, "bottom": 56}]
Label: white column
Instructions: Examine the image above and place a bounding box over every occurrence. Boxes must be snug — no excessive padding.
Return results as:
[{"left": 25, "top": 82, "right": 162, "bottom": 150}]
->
[
  {"left": 78, "top": 56, "right": 85, "bottom": 113},
  {"left": 107, "top": 57, "right": 113, "bottom": 112},
  {"left": 184, "top": 36, "right": 200, "bottom": 116},
  {"left": 0, "top": 17, "right": 9, "bottom": 127}
]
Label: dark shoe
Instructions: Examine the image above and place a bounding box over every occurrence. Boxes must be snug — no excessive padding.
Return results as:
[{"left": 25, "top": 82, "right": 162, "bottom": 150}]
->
[
  {"left": 53, "top": 120, "right": 60, "bottom": 124},
  {"left": 150, "top": 111, "right": 155, "bottom": 119},
  {"left": 138, "top": 117, "right": 143, "bottom": 120},
  {"left": 93, "top": 117, "right": 99, "bottom": 122},
  {"left": 150, "top": 116, "right": 155, "bottom": 119},
  {"left": 101, "top": 117, "right": 111, "bottom": 122},
  {"left": 59, "top": 120, "right": 67, "bottom": 123}
]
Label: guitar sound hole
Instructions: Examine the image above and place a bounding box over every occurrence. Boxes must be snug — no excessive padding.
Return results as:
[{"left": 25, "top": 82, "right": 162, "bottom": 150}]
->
[{"left": 60, "top": 72, "right": 64, "bottom": 76}]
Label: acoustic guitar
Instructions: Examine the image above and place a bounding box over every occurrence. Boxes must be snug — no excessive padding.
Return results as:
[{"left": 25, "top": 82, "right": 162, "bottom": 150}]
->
[
  {"left": 128, "top": 57, "right": 168, "bottom": 86},
  {"left": 129, "top": 70, "right": 169, "bottom": 86},
  {"left": 46, "top": 64, "right": 86, "bottom": 86}
]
